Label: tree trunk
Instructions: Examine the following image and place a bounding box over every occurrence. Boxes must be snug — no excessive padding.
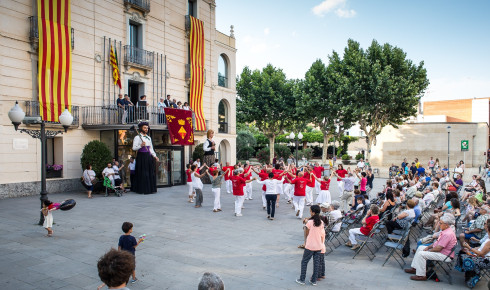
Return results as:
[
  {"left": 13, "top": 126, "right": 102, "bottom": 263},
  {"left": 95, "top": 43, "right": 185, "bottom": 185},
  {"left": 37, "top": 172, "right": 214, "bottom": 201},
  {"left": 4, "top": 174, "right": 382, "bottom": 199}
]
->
[
  {"left": 322, "top": 133, "right": 330, "bottom": 164},
  {"left": 269, "top": 135, "right": 275, "bottom": 164},
  {"left": 365, "top": 135, "right": 372, "bottom": 161}
]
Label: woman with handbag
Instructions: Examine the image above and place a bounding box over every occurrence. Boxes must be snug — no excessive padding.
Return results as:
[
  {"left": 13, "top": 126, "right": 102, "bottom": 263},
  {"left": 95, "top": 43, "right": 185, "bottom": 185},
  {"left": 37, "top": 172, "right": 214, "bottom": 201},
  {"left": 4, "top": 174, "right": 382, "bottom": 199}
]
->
[{"left": 82, "top": 164, "right": 96, "bottom": 198}]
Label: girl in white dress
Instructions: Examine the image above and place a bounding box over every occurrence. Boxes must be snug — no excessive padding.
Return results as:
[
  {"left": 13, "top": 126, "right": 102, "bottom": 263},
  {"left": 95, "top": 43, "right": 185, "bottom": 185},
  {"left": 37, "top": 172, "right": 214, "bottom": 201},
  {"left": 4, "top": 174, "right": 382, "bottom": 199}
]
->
[
  {"left": 313, "top": 173, "right": 333, "bottom": 205},
  {"left": 41, "top": 200, "right": 56, "bottom": 237}
]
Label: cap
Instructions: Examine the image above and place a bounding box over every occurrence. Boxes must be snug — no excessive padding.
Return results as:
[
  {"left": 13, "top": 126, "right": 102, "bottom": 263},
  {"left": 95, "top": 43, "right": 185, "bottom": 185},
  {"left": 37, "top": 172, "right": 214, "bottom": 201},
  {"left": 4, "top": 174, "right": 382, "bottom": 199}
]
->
[
  {"left": 414, "top": 192, "right": 423, "bottom": 198},
  {"left": 320, "top": 202, "right": 330, "bottom": 208}
]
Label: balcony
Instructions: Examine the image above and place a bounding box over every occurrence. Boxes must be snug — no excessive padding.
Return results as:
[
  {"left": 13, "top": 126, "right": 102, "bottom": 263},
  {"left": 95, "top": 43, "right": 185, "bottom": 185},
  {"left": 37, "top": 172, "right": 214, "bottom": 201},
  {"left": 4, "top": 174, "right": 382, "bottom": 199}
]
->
[
  {"left": 28, "top": 16, "right": 74, "bottom": 51},
  {"left": 218, "top": 122, "right": 229, "bottom": 134},
  {"left": 185, "top": 64, "right": 206, "bottom": 84},
  {"left": 218, "top": 74, "right": 228, "bottom": 88},
  {"left": 81, "top": 105, "right": 166, "bottom": 130},
  {"left": 124, "top": 0, "right": 150, "bottom": 16},
  {"left": 124, "top": 45, "right": 153, "bottom": 74},
  {"left": 25, "top": 101, "right": 79, "bottom": 127}
]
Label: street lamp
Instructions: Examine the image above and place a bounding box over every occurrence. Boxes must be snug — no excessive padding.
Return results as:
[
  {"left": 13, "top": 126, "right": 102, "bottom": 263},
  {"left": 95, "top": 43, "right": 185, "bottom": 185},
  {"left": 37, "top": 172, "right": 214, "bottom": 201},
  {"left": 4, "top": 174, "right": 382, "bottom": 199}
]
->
[
  {"left": 8, "top": 101, "right": 73, "bottom": 225},
  {"left": 446, "top": 125, "right": 451, "bottom": 172},
  {"left": 289, "top": 132, "right": 303, "bottom": 166}
]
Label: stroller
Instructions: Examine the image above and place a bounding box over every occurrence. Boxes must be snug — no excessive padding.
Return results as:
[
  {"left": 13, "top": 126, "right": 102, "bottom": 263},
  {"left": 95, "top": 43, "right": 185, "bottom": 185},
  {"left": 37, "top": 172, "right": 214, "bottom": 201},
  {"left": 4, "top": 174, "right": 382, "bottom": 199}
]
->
[{"left": 103, "top": 177, "right": 123, "bottom": 197}]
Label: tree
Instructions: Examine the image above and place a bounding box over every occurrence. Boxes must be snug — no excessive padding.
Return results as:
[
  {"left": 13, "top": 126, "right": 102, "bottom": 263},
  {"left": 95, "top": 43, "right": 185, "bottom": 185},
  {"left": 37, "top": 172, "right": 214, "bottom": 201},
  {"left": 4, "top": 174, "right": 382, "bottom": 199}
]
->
[
  {"left": 298, "top": 59, "right": 356, "bottom": 163},
  {"left": 237, "top": 65, "right": 296, "bottom": 163},
  {"left": 330, "top": 39, "right": 429, "bottom": 159},
  {"left": 80, "top": 140, "right": 112, "bottom": 179},
  {"left": 236, "top": 130, "right": 256, "bottom": 160}
]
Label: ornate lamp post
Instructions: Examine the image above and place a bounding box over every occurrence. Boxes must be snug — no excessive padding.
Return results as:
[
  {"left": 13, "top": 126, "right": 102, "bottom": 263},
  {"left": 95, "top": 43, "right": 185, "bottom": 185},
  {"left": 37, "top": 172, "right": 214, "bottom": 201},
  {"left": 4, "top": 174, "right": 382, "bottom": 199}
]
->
[
  {"left": 289, "top": 132, "right": 303, "bottom": 167},
  {"left": 8, "top": 101, "right": 73, "bottom": 225}
]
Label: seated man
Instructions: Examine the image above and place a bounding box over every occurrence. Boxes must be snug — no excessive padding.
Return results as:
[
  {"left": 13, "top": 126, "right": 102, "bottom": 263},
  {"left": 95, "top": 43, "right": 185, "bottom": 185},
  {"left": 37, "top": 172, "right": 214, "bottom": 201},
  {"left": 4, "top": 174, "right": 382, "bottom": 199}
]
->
[
  {"left": 404, "top": 214, "right": 457, "bottom": 281},
  {"left": 405, "top": 181, "right": 417, "bottom": 199},
  {"left": 323, "top": 201, "right": 343, "bottom": 233},
  {"left": 346, "top": 204, "right": 379, "bottom": 250},
  {"left": 459, "top": 206, "right": 490, "bottom": 245}
]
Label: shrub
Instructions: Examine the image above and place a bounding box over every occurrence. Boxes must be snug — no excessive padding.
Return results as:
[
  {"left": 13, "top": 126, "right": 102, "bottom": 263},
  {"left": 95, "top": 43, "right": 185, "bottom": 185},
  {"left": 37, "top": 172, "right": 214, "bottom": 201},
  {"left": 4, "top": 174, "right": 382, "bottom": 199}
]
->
[
  {"left": 192, "top": 143, "right": 204, "bottom": 163},
  {"left": 255, "top": 144, "right": 292, "bottom": 164},
  {"left": 80, "top": 140, "right": 112, "bottom": 179},
  {"left": 293, "top": 148, "right": 314, "bottom": 161},
  {"left": 355, "top": 153, "right": 365, "bottom": 160},
  {"left": 237, "top": 146, "right": 255, "bottom": 160},
  {"left": 341, "top": 154, "right": 351, "bottom": 161}
]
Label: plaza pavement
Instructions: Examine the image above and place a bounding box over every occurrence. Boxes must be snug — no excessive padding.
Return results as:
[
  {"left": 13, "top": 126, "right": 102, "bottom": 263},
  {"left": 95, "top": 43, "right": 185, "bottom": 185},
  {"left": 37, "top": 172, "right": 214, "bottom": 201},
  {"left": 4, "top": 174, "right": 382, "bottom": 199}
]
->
[{"left": 0, "top": 175, "right": 486, "bottom": 290}]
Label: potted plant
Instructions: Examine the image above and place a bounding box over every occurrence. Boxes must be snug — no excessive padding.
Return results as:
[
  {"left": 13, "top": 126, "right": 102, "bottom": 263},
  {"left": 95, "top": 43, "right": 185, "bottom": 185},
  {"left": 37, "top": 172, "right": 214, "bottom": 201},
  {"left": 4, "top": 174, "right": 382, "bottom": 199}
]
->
[
  {"left": 355, "top": 153, "right": 365, "bottom": 161},
  {"left": 46, "top": 164, "right": 63, "bottom": 178},
  {"left": 80, "top": 140, "right": 112, "bottom": 192},
  {"left": 341, "top": 154, "right": 351, "bottom": 165}
]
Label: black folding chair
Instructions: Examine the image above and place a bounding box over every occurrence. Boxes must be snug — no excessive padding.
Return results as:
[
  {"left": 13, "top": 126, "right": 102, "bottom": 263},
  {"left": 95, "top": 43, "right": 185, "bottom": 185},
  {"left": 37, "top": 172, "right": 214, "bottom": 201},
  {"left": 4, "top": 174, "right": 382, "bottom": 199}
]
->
[
  {"left": 427, "top": 246, "right": 456, "bottom": 284},
  {"left": 352, "top": 222, "right": 382, "bottom": 261},
  {"left": 324, "top": 217, "right": 343, "bottom": 255},
  {"left": 382, "top": 222, "right": 412, "bottom": 269}
]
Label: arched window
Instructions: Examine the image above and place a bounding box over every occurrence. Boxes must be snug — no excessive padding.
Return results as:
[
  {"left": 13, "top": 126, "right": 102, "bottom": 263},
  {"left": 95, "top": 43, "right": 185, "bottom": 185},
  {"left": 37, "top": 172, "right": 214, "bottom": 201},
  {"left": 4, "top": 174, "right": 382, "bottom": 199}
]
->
[
  {"left": 218, "top": 54, "right": 228, "bottom": 88},
  {"left": 218, "top": 100, "right": 228, "bottom": 133}
]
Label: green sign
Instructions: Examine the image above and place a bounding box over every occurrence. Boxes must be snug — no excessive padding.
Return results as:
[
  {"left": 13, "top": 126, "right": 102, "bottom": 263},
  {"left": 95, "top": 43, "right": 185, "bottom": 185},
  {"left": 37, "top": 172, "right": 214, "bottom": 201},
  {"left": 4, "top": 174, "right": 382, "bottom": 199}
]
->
[{"left": 461, "top": 140, "right": 469, "bottom": 151}]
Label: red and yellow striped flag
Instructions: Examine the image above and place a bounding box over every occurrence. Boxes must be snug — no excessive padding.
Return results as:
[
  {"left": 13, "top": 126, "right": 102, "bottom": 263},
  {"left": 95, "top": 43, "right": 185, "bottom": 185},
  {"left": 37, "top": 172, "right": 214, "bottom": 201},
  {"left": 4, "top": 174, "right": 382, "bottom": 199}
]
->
[
  {"left": 189, "top": 16, "right": 206, "bottom": 131},
  {"left": 38, "top": 0, "right": 72, "bottom": 122},
  {"left": 110, "top": 44, "right": 122, "bottom": 89}
]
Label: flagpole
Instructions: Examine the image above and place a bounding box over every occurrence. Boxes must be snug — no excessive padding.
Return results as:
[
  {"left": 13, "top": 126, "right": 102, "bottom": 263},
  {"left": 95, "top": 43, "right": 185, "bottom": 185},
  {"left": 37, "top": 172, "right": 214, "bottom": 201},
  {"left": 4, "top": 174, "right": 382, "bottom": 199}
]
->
[
  {"left": 113, "top": 38, "right": 116, "bottom": 106},
  {"left": 102, "top": 36, "right": 105, "bottom": 107}
]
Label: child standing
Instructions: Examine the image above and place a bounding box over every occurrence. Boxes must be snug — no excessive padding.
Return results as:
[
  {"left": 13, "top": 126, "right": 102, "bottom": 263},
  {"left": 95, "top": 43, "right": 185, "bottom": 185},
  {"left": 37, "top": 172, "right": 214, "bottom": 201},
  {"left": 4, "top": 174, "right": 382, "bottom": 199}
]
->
[
  {"left": 207, "top": 168, "right": 230, "bottom": 212},
  {"left": 118, "top": 222, "right": 144, "bottom": 284},
  {"left": 41, "top": 200, "right": 56, "bottom": 237},
  {"left": 97, "top": 249, "right": 135, "bottom": 290},
  {"left": 186, "top": 164, "right": 195, "bottom": 203},
  {"left": 296, "top": 205, "right": 325, "bottom": 286}
]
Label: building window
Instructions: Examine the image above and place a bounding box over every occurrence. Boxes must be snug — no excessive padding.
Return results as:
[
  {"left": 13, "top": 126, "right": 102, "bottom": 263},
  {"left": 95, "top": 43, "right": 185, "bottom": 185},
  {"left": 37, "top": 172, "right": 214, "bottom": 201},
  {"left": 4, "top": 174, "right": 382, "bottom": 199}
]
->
[
  {"left": 129, "top": 22, "right": 140, "bottom": 48},
  {"left": 218, "top": 100, "right": 228, "bottom": 133},
  {"left": 218, "top": 54, "right": 228, "bottom": 88},
  {"left": 188, "top": 0, "right": 197, "bottom": 17}
]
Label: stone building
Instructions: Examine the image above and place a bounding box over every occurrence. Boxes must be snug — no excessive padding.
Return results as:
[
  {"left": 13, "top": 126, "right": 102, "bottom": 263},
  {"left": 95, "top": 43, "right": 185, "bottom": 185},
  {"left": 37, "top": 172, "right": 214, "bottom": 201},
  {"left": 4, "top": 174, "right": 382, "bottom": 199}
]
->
[{"left": 0, "top": 0, "right": 237, "bottom": 197}]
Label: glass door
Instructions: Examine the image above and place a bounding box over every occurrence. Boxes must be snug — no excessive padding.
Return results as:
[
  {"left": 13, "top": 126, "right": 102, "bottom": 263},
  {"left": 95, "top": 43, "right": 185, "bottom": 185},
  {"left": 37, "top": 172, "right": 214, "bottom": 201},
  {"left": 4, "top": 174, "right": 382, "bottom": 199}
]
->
[
  {"left": 172, "top": 150, "right": 182, "bottom": 185},
  {"left": 155, "top": 149, "right": 170, "bottom": 186}
]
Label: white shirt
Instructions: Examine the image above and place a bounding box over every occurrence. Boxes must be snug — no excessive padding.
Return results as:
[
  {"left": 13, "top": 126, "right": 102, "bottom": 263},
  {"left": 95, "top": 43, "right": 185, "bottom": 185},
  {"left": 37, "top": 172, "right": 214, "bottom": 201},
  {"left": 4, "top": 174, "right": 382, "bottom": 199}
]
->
[
  {"left": 113, "top": 165, "right": 121, "bottom": 179},
  {"left": 423, "top": 192, "right": 435, "bottom": 206},
  {"left": 129, "top": 161, "right": 136, "bottom": 171},
  {"left": 329, "top": 210, "right": 343, "bottom": 232},
  {"left": 183, "top": 105, "right": 190, "bottom": 110},
  {"left": 256, "top": 179, "right": 279, "bottom": 195},
  {"left": 203, "top": 139, "right": 214, "bottom": 152},
  {"left": 193, "top": 161, "right": 201, "bottom": 167},
  {"left": 157, "top": 101, "right": 166, "bottom": 112},
  {"left": 453, "top": 167, "right": 463, "bottom": 178},
  {"left": 357, "top": 161, "right": 365, "bottom": 169},
  {"left": 132, "top": 134, "right": 156, "bottom": 157},
  {"left": 191, "top": 171, "right": 203, "bottom": 190},
  {"left": 83, "top": 169, "right": 96, "bottom": 186},
  {"left": 102, "top": 167, "right": 115, "bottom": 181}
]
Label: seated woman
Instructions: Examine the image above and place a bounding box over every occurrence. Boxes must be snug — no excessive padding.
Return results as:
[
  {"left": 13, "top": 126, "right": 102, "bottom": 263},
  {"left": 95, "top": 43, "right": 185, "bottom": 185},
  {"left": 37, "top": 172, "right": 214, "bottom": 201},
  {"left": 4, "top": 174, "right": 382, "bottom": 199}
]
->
[
  {"left": 462, "top": 197, "right": 479, "bottom": 226},
  {"left": 456, "top": 221, "right": 490, "bottom": 288},
  {"left": 386, "top": 199, "right": 416, "bottom": 234},
  {"left": 379, "top": 190, "right": 396, "bottom": 220},
  {"left": 432, "top": 198, "right": 461, "bottom": 232},
  {"left": 345, "top": 205, "right": 379, "bottom": 250}
]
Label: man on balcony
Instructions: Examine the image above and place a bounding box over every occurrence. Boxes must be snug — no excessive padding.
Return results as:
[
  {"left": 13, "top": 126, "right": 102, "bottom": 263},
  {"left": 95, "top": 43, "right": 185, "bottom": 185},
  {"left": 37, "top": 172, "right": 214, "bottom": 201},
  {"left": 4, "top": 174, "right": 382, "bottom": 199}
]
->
[
  {"left": 124, "top": 94, "right": 134, "bottom": 123},
  {"left": 117, "top": 94, "right": 126, "bottom": 124}
]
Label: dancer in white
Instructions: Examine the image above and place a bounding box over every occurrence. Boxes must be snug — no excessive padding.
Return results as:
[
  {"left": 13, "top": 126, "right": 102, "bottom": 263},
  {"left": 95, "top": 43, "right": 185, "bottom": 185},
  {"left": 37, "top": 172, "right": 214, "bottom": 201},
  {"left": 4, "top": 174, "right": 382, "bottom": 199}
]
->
[
  {"left": 313, "top": 172, "right": 333, "bottom": 205},
  {"left": 255, "top": 172, "right": 280, "bottom": 220},
  {"left": 207, "top": 167, "right": 230, "bottom": 212}
]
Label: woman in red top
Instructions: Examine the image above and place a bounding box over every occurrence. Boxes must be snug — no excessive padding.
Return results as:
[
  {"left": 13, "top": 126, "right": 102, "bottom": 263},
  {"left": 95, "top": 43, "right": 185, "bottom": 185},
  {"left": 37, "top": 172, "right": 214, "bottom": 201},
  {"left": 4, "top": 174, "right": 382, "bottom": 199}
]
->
[
  {"left": 313, "top": 172, "right": 333, "bottom": 205},
  {"left": 346, "top": 205, "right": 380, "bottom": 250},
  {"left": 335, "top": 164, "right": 348, "bottom": 193},
  {"left": 186, "top": 164, "right": 194, "bottom": 203}
]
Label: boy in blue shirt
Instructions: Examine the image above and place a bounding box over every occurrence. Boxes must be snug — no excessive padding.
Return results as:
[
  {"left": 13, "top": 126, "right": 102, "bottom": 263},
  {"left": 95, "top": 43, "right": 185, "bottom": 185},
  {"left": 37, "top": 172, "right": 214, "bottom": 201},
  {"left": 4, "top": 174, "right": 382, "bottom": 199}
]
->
[{"left": 119, "top": 222, "right": 144, "bottom": 284}]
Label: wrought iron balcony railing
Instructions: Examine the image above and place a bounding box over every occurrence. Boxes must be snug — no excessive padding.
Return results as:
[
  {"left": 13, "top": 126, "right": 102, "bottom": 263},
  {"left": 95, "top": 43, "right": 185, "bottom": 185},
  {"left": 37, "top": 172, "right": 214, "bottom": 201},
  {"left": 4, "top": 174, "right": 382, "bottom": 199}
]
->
[
  {"left": 218, "top": 75, "right": 228, "bottom": 88},
  {"left": 28, "top": 16, "right": 74, "bottom": 50},
  {"left": 25, "top": 101, "right": 79, "bottom": 127},
  {"left": 218, "top": 122, "right": 229, "bottom": 134},
  {"left": 123, "top": 45, "right": 153, "bottom": 70},
  {"left": 124, "top": 0, "right": 150, "bottom": 15},
  {"left": 82, "top": 105, "right": 166, "bottom": 127}
]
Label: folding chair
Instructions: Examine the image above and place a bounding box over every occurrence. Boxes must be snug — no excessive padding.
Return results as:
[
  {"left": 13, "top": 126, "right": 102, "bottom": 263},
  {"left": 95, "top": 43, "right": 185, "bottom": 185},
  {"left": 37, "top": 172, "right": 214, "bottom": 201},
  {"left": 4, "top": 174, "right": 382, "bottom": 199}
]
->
[
  {"left": 352, "top": 222, "right": 382, "bottom": 261},
  {"left": 382, "top": 222, "right": 412, "bottom": 268},
  {"left": 324, "top": 218, "right": 343, "bottom": 255},
  {"left": 427, "top": 246, "right": 456, "bottom": 284}
]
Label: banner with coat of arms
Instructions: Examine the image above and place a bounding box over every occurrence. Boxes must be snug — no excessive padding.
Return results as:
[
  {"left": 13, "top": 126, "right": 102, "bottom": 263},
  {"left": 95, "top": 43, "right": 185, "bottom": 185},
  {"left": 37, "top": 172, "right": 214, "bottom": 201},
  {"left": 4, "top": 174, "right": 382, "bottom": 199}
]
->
[{"left": 164, "top": 108, "right": 194, "bottom": 145}]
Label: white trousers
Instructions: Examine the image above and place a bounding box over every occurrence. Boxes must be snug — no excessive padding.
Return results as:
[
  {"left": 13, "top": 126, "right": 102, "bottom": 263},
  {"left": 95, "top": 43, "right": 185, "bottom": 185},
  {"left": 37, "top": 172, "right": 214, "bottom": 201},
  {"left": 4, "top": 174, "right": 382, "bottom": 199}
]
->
[
  {"left": 305, "top": 186, "right": 314, "bottom": 205},
  {"left": 338, "top": 180, "right": 345, "bottom": 193},
  {"left": 315, "top": 179, "right": 321, "bottom": 195},
  {"left": 245, "top": 183, "right": 253, "bottom": 199},
  {"left": 411, "top": 245, "right": 449, "bottom": 277},
  {"left": 226, "top": 180, "right": 232, "bottom": 194},
  {"left": 187, "top": 182, "right": 193, "bottom": 196},
  {"left": 293, "top": 196, "right": 306, "bottom": 218},
  {"left": 316, "top": 190, "right": 331, "bottom": 204},
  {"left": 212, "top": 188, "right": 221, "bottom": 210},
  {"left": 262, "top": 190, "right": 267, "bottom": 207},
  {"left": 284, "top": 184, "right": 292, "bottom": 200},
  {"left": 234, "top": 195, "right": 245, "bottom": 215},
  {"left": 348, "top": 228, "right": 363, "bottom": 245}
]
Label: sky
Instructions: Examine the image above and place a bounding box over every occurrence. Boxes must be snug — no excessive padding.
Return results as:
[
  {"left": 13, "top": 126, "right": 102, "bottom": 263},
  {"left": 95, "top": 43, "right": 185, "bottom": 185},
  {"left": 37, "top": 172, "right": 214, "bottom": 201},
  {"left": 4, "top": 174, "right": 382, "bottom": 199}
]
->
[{"left": 215, "top": 0, "right": 490, "bottom": 103}]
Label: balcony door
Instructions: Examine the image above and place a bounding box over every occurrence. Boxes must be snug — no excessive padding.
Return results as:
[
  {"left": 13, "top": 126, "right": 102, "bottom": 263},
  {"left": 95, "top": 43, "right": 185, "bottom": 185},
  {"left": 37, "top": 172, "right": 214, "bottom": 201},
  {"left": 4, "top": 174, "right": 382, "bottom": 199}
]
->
[{"left": 128, "top": 81, "right": 143, "bottom": 105}]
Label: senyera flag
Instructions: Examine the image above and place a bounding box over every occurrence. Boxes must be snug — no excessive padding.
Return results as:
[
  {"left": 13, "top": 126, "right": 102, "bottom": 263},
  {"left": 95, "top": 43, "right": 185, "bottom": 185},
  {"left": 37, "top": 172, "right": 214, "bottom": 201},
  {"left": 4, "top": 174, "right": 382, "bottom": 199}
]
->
[
  {"left": 38, "top": 0, "right": 72, "bottom": 122},
  {"left": 110, "top": 44, "right": 122, "bottom": 89},
  {"left": 164, "top": 108, "right": 194, "bottom": 145},
  {"left": 189, "top": 15, "right": 206, "bottom": 131}
]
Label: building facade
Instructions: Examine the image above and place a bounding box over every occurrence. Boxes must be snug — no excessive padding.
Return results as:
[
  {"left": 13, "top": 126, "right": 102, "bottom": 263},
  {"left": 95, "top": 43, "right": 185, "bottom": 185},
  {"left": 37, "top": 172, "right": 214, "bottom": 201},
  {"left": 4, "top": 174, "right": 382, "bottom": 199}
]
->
[{"left": 0, "top": 0, "right": 237, "bottom": 197}]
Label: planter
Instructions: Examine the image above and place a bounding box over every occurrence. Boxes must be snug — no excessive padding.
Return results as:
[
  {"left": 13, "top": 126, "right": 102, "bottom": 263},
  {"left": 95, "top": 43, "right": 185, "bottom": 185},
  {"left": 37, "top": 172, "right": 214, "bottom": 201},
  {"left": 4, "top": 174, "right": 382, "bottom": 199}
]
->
[
  {"left": 46, "top": 170, "right": 62, "bottom": 179},
  {"left": 341, "top": 160, "right": 351, "bottom": 165}
]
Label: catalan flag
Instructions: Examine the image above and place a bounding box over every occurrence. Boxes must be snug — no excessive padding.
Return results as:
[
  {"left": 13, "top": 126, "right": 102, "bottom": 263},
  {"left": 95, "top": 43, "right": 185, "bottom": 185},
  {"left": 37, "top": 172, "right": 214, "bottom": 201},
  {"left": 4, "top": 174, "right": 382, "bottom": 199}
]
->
[
  {"left": 110, "top": 44, "right": 122, "bottom": 89},
  {"left": 38, "top": 0, "right": 72, "bottom": 122},
  {"left": 189, "top": 16, "right": 206, "bottom": 131}
]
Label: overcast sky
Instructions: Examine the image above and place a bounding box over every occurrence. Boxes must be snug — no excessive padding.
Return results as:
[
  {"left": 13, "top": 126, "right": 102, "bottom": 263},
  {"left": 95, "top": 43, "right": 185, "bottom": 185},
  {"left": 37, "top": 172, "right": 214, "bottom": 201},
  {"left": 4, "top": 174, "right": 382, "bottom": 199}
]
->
[{"left": 215, "top": 0, "right": 490, "bottom": 103}]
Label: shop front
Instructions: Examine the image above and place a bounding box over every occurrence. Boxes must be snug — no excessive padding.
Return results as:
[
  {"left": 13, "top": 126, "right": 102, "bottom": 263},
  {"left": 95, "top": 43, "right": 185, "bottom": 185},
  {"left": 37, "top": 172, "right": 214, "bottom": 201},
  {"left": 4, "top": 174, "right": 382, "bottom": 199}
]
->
[{"left": 101, "top": 129, "right": 185, "bottom": 188}]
